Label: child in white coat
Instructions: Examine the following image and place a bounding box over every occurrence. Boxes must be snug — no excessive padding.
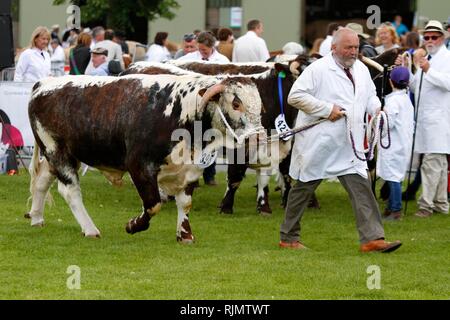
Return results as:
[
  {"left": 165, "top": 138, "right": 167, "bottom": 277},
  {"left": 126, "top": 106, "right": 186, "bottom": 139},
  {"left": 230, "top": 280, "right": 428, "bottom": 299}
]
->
[{"left": 377, "top": 66, "right": 414, "bottom": 220}]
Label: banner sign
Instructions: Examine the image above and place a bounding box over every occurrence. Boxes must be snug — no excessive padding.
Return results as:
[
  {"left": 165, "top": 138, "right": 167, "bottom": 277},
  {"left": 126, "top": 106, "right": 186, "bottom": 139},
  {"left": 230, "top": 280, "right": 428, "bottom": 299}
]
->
[{"left": 0, "top": 81, "right": 35, "bottom": 148}]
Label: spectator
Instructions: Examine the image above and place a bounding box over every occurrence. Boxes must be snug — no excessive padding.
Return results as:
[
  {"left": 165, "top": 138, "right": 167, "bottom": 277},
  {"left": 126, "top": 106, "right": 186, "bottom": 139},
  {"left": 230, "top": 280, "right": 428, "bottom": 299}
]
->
[
  {"left": 85, "top": 29, "right": 125, "bottom": 74},
  {"left": 346, "top": 22, "right": 377, "bottom": 57},
  {"left": 446, "top": 17, "right": 450, "bottom": 50},
  {"left": 113, "top": 30, "right": 129, "bottom": 54},
  {"left": 14, "top": 26, "right": 51, "bottom": 83},
  {"left": 377, "top": 67, "right": 414, "bottom": 220},
  {"left": 392, "top": 15, "right": 409, "bottom": 37},
  {"left": 309, "top": 38, "right": 324, "bottom": 55},
  {"left": 146, "top": 32, "right": 172, "bottom": 62},
  {"left": 216, "top": 27, "right": 234, "bottom": 61},
  {"left": 50, "top": 24, "right": 61, "bottom": 44},
  {"left": 319, "top": 22, "right": 341, "bottom": 56},
  {"left": 279, "top": 28, "right": 402, "bottom": 253},
  {"left": 375, "top": 23, "right": 400, "bottom": 54},
  {"left": 69, "top": 32, "right": 92, "bottom": 75},
  {"left": 49, "top": 38, "right": 65, "bottom": 76},
  {"left": 86, "top": 48, "right": 109, "bottom": 76},
  {"left": 174, "top": 33, "right": 198, "bottom": 59},
  {"left": 232, "top": 19, "right": 270, "bottom": 62},
  {"left": 178, "top": 31, "right": 229, "bottom": 63},
  {"left": 399, "top": 20, "right": 450, "bottom": 217},
  {"left": 90, "top": 26, "right": 105, "bottom": 50}
]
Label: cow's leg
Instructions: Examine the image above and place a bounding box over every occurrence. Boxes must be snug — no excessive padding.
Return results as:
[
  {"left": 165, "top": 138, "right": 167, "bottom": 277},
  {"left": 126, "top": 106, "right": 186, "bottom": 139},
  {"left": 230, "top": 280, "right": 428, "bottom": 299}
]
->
[
  {"left": 126, "top": 165, "right": 161, "bottom": 234},
  {"left": 219, "top": 163, "right": 247, "bottom": 214},
  {"left": 175, "top": 183, "right": 196, "bottom": 243},
  {"left": 57, "top": 168, "right": 100, "bottom": 237},
  {"left": 256, "top": 170, "right": 272, "bottom": 216},
  {"left": 27, "top": 157, "right": 56, "bottom": 227}
]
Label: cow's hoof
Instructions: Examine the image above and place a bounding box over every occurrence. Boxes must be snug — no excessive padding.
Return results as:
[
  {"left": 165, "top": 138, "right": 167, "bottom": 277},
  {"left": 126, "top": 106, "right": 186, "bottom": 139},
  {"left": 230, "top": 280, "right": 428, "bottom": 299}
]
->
[
  {"left": 31, "top": 221, "right": 45, "bottom": 227},
  {"left": 83, "top": 232, "right": 101, "bottom": 238},
  {"left": 259, "top": 211, "right": 272, "bottom": 217},
  {"left": 125, "top": 218, "right": 150, "bottom": 234},
  {"left": 219, "top": 207, "right": 233, "bottom": 214},
  {"left": 24, "top": 212, "right": 31, "bottom": 219},
  {"left": 177, "top": 236, "right": 195, "bottom": 244}
]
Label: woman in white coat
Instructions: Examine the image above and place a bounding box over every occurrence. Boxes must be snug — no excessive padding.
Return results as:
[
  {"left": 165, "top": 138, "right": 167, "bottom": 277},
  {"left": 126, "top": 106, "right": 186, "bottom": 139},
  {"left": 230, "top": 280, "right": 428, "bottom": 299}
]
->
[
  {"left": 376, "top": 67, "right": 414, "bottom": 220},
  {"left": 14, "top": 26, "right": 51, "bottom": 83},
  {"left": 279, "top": 28, "right": 402, "bottom": 253},
  {"left": 145, "top": 32, "right": 172, "bottom": 63}
]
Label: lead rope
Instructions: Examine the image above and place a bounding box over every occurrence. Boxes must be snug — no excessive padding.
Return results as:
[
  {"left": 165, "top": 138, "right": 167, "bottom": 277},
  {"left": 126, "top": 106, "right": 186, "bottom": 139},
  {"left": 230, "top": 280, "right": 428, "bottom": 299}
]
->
[{"left": 215, "top": 105, "right": 265, "bottom": 146}]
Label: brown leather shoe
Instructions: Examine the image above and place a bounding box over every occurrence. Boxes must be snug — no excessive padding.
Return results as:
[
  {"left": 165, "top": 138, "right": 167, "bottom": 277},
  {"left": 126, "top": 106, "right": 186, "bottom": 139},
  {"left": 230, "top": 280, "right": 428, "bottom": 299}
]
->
[
  {"left": 279, "top": 241, "right": 307, "bottom": 250},
  {"left": 360, "top": 239, "right": 402, "bottom": 253},
  {"left": 415, "top": 209, "right": 432, "bottom": 218},
  {"left": 383, "top": 210, "right": 402, "bottom": 221}
]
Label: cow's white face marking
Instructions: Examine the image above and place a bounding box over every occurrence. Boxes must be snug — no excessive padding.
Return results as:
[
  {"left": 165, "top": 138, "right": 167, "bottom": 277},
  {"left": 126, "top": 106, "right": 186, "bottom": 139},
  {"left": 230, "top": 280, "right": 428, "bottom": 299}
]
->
[{"left": 35, "top": 120, "right": 57, "bottom": 154}]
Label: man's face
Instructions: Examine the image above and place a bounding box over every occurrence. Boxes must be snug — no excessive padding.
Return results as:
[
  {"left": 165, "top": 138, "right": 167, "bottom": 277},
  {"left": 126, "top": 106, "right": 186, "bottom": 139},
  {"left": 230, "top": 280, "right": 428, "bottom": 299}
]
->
[
  {"left": 423, "top": 31, "right": 444, "bottom": 54},
  {"left": 92, "top": 53, "right": 106, "bottom": 68},
  {"left": 332, "top": 32, "right": 359, "bottom": 68},
  {"left": 184, "top": 39, "right": 198, "bottom": 54},
  {"left": 198, "top": 43, "right": 213, "bottom": 59}
]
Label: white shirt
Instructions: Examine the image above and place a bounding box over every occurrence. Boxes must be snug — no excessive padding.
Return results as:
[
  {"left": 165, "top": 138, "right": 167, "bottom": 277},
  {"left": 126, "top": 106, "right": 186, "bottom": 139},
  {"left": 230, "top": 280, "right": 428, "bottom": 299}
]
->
[
  {"left": 178, "top": 49, "right": 230, "bottom": 63},
  {"left": 376, "top": 90, "right": 414, "bottom": 182},
  {"left": 50, "top": 45, "right": 66, "bottom": 77},
  {"left": 410, "top": 45, "right": 450, "bottom": 154},
  {"left": 232, "top": 31, "right": 270, "bottom": 63},
  {"left": 145, "top": 44, "right": 172, "bottom": 63},
  {"left": 319, "top": 35, "right": 333, "bottom": 56},
  {"left": 287, "top": 53, "right": 380, "bottom": 182},
  {"left": 14, "top": 48, "right": 51, "bottom": 83},
  {"left": 375, "top": 43, "right": 400, "bottom": 55}
]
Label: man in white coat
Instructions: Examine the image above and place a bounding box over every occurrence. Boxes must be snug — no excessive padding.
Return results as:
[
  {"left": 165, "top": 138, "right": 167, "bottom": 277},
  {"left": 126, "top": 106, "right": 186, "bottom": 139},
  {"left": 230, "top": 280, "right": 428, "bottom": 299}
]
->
[
  {"left": 279, "top": 28, "right": 402, "bottom": 253},
  {"left": 232, "top": 19, "right": 270, "bottom": 62},
  {"left": 400, "top": 21, "right": 450, "bottom": 217}
]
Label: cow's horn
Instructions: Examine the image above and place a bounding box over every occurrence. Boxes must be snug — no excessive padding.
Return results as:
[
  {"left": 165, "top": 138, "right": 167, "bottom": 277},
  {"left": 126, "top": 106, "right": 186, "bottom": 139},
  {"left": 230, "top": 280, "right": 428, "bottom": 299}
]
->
[
  {"left": 199, "top": 84, "right": 226, "bottom": 111},
  {"left": 289, "top": 61, "right": 301, "bottom": 75},
  {"left": 360, "top": 56, "right": 383, "bottom": 72}
]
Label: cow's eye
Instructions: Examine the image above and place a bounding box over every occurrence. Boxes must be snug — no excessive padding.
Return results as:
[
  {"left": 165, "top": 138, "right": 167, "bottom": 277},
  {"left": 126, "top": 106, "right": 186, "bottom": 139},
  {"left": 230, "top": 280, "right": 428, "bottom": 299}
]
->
[{"left": 232, "top": 101, "right": 241, "bottom": 110}]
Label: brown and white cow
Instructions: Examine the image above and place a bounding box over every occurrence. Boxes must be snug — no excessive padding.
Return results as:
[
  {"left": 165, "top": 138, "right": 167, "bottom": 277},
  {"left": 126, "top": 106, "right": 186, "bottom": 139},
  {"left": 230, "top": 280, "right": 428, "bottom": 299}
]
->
[
  {"left": 26, "top": 74, "right": 264, "bottom": 242},
  {"left": 122, "top": 60, "right": 306, "bottom": 215}
]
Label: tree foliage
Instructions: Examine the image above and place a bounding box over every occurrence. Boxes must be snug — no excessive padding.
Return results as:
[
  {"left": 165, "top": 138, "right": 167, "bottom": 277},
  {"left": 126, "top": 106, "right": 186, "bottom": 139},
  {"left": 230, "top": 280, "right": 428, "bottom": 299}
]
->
[{"left": 53, "top": 0, "right": 180, "bottom": 32}]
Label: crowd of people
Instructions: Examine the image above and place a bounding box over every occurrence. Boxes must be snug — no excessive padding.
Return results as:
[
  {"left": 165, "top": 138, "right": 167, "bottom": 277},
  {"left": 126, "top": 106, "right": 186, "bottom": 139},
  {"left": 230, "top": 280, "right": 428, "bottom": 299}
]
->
[{"left": 6, "top": 15, "right": 450, "bottom": 252}]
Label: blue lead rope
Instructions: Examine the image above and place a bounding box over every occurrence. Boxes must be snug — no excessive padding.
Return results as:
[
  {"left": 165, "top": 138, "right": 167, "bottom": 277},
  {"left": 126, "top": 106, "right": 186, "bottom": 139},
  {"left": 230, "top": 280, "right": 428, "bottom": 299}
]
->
[{"left": 277, "top": 71, "right": 286, "bottom": 115}]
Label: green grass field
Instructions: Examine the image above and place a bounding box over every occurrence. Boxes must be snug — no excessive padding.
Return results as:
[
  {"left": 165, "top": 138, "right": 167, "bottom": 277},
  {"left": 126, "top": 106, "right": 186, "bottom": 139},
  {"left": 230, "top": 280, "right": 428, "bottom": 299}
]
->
[{"left": 0, "top": 169, "right": 448, "bottom": 299}]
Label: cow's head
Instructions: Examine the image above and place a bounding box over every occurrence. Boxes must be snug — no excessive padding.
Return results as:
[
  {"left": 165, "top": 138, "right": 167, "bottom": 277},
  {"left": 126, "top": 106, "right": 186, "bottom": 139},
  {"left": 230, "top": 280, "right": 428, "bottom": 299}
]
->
[{"left": 198, "top": 77, "right": 264, "bottom": 147}]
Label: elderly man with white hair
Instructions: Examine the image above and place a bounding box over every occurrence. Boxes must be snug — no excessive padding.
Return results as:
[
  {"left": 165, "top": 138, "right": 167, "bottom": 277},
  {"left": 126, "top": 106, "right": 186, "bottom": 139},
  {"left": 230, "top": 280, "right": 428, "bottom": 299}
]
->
[{"left": 279, "top": 27, "right": 402, "bottom": 253}]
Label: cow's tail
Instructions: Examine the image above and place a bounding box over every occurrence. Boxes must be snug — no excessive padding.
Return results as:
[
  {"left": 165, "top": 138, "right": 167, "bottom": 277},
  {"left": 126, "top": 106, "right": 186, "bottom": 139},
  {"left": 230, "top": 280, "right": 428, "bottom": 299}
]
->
[{"left": 28, "top": 143, "right": 54, "bottom": 207}]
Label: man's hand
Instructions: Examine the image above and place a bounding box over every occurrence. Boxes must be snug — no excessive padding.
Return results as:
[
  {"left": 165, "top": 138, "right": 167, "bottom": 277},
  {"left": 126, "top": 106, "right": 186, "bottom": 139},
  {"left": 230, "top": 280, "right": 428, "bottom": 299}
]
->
[
  {"left": 328, "top": 104, "right": 346, "bottom": 122},
  {"left": 394, "top": 54, "right": 406, "bottom": 67},
  {"left": 418, "top": 56, "right": 430, "bottom": 73}
]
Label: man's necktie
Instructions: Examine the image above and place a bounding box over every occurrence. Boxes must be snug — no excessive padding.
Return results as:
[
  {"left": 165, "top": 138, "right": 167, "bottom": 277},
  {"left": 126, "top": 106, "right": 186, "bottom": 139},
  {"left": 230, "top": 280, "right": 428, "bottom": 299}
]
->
[
  {"left": 344, "top": 67, "right": 355, "bottom": 92},
  {"left": 202, "top": 57, "right": 209, "bottom": 61}
]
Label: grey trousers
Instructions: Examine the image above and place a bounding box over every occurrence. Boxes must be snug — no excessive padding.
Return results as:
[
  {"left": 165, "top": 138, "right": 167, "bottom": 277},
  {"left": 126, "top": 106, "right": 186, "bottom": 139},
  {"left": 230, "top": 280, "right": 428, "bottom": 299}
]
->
[
  {"left": 418, "top": 153, "right": 449, "bottom": 213},
  {"left": 280, "top": 173, "right": 385, "bottom": 244}
]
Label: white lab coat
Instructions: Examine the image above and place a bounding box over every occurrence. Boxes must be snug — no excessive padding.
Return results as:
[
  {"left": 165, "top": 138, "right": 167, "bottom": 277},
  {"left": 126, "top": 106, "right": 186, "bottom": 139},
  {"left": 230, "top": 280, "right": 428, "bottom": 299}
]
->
[
  {"left": 232, "top": 31, "right": 270, "bottom": 62},
  {"left": 50, "top": 45, "right": 66, "bottom": 77},
  {"left": 177, "top": 49, "right": 230, "bottom": 63},
  {"left": 288, "top": 53, "right": 380, "bottom": 182},
  {"left": 14, "top": 48, "right": 51, "bottom": 82},
  {"left": 410, "top": 45, "right": 450, "bottom": 154},
  {"left": 376, "top": 90, "right": 414, "bottom": 182},
  {"left": 319, "top": 35, "right": 333, "bottom": 56},
  {"left": 145, "top": 43, "right": 172, "bottom": 63}
]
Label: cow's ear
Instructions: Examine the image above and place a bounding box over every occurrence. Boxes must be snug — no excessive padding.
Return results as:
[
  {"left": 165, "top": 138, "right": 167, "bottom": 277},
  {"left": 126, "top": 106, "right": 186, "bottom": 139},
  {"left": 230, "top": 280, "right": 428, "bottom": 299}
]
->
[{"left": 198, "top": 88, "right": 207, "bottom": 97}]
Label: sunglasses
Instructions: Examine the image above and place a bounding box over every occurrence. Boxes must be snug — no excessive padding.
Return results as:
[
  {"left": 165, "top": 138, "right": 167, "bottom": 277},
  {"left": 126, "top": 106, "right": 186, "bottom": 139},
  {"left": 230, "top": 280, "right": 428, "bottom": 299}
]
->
[
  {"left": 183, "top": 33, "right": 196, "bottom": 41},
  {"left": 423, "top": 35, "right": 441, "bottom": 41}
]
